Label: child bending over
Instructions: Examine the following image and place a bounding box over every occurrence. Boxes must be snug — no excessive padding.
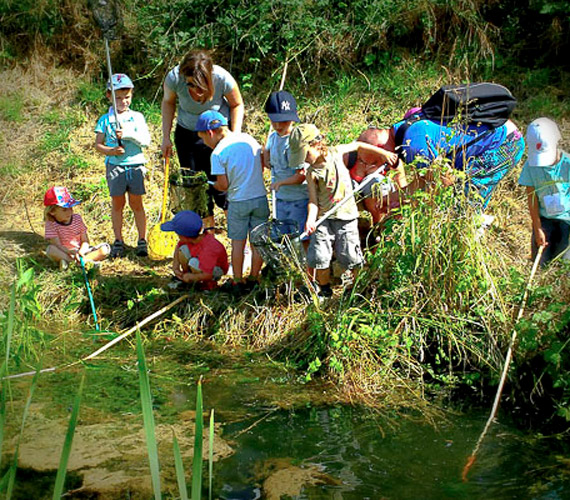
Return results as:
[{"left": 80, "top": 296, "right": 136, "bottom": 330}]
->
[{"left": 289, "top": 124, "right": 397, "bottom": 298}]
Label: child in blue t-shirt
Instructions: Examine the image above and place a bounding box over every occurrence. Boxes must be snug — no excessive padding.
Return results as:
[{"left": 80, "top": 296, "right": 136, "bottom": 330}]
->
[
  {"left": 95, "top": 73, "right": 151, "bottom": 258},
  {"left": 263, "top": 91, "right": 309, "bottom": 236},
  {"left": 518, "top": 117, "right": 570, "bottom": 266}
]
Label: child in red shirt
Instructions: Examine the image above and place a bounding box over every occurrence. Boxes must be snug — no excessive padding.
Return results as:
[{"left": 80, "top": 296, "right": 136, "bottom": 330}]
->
[{"left": 161, "top": 210, "right": 229, "bottom": 290}]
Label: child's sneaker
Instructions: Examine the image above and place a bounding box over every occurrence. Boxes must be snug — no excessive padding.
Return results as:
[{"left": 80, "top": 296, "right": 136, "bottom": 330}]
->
[
  {"left": 136, "top": 238, "right": 148, "bottom": 257},
  {"left": 110, "top": 240, "right": 125, "bottom": 259},
  {"left": 317, "top": 283, "right": 333, "bottom": 301},
  {"left": 59, "top": 259, "right": 69, "bottom": 271}
]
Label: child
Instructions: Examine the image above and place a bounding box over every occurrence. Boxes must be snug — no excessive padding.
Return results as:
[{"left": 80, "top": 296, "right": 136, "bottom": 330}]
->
[
  {"left": 263, "top": 91, "right": 309, "bottom": 234},
  {"left": 44, "top": 186, "right": 110, "bottom": 270},
  {"left": 196, "top": 110, "right": 269, "bottom": 289},
  {"left": 518, "top": 117, "right": 570, "bottom": 266},
  {"left": 95, "top": 73, "right": 151, "bottom": 258},
  {"left": 161, "top": 210, "right": 229, "bottom": 290},
  {"left": 289, "top": 124, "right": 396, "bottom": 298}
]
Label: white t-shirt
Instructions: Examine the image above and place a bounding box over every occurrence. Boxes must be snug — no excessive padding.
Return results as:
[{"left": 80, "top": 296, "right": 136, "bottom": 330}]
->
[{"left": 211, "top": 132, "right": 266, "bottom": 202}]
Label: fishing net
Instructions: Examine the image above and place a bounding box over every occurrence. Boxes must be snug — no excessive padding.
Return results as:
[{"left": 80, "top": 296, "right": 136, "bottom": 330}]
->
[
  {"left": 250, "top": 219, "right": 306, "bottom": 277},
  {"left": 89, "top": 0, "right": 122, "bottom": 39},
  {"left": 169, "top": 170, "right": 210, "bottom": 217}
]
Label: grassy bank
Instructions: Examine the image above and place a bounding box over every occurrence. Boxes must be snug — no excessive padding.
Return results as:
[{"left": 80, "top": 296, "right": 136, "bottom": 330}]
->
[{"left": 1, "top": 49, "right": 569, "bottom": 428}]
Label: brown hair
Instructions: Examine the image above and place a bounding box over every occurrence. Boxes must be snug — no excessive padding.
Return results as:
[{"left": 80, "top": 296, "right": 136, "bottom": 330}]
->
[{"left": 179, "top": 49, "right": 214, "bottom": 103}]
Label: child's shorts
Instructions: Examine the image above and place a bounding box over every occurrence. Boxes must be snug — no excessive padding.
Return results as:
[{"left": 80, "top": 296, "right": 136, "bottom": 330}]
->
[
  {"left": 227, "top": 196, "right": 269, "bottom": 240},
  {"left": 276, "top": 198, "right": 309, "bottom": 237},
  {"left": 106, "top": 164, "right": 146, "bottom": 197},
  {"left": 307, "top": 218, "right": 363, "bottom": 270}
]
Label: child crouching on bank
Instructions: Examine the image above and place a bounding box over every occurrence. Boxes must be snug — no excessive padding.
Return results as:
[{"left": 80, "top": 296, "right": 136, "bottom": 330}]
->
[{"left": 161, "top": 210, "right": 229, "bottom": 290}]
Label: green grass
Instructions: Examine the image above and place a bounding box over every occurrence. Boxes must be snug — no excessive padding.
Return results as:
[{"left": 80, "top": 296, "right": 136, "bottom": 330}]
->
[{"left": 0, "top": 93, "right": 24, "bottom": 122}]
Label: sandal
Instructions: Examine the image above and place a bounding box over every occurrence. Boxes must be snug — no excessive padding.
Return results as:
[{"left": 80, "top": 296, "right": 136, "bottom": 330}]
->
[
  {"left": 110, "top": 240, "right": 125, "bottom": 259},
  {"left": 136, "top": 238, "right": 148, "bottom": 257}
]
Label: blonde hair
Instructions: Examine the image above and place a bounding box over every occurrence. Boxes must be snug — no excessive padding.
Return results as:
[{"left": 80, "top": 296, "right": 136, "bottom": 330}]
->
[
  {"left": 44, "top": 205, "right": 58, "bottom": 222},
  {"left": 179, "top": 49, "right": 214, "bottom": 103}
]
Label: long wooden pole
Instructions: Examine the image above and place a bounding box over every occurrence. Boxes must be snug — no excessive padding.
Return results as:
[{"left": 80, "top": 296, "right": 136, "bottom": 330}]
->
[{"left": 462, "top": 245, "right": 544, "bottom": 481}]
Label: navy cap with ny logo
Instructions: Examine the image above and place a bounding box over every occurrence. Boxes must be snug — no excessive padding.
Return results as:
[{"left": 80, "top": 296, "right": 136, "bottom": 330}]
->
[{"left": 264, "top": 90, "right": 300, "bottom": 123}]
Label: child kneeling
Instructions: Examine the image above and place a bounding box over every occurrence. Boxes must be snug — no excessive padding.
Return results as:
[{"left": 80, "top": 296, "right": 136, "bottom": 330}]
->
[
  {"left": 161, "top": 210, "right": 229, "bottom": 290},
  {"left": 44, "top": 186, "right": 110, "bottom": 270}
]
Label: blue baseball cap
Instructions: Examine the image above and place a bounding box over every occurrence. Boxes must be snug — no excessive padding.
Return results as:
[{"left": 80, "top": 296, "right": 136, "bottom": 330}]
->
[
  {"left": 161, "top": 210, "right": 203, "bottom": 237},
  {"left": 195, "top": 110, "right": 228, "bottom": 132},
  {"left": 265, "top": 90, "right": 299, "bottom": 122},
  {"left": 107, "top": 73, "right": 134, "bottom": 91}
]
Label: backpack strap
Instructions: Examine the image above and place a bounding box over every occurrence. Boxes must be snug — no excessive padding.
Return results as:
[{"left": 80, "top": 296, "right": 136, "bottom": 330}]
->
[
  {"left": 394, "top": 114, "right": 422, "bottom": 160},
  {"left": 346, "top": 150, "right": 358, "bottom": 169}
]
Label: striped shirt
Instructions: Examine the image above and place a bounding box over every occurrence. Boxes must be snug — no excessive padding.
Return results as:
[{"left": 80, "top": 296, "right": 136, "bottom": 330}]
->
[{"left": 45, "top": 214, "right": 87, "bottom": 250}]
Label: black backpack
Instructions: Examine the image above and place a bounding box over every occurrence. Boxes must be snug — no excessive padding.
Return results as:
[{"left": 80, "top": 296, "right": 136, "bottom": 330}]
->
[
  {"left": 421, "top": 82, "right": 516, "bottom": 128},
  {"left": 395, "top": 82, "right": 517, "bottom": 152}
]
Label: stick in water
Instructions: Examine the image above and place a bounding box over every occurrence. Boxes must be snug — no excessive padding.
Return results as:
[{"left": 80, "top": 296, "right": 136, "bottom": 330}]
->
[{"left": 462, "top": 245, "right": 545, "bottom": 481}]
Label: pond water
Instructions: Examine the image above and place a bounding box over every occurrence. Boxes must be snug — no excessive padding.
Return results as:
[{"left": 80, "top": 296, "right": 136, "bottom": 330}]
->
[
  {"left": 175, "top": 367, "right": 570, "bottom": 500},
  {"left": 6, "top": 354, "right": 570, "bottom": 499}
]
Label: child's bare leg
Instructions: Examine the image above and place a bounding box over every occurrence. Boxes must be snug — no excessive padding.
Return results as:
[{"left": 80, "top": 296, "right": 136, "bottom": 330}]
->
[
  {"left": 83, "top": 244, "right": 111, "bottom": 262},
  {"left": 315, "top": 268, "right": 331, "bottom": 287},
  {"left": 231, "top": 239, "right": 246, "bottom": 281},
  {"left": 364, "top": 197, "right": 381, "bottom": 224},
  {"left": 128, "top": 193, "right": 146, "bottom": 240},
  {"left": 250, "top": 242, "right": 263, "bottom": 279},
  {"left": 111, "top": 195, "right": 126, "bottom": 241},
  {"left": 203, "top": 214, "right": 215, "bottom": 229},
  {"left": 46, "top": 245, "right": 71, "bottom": 264}
]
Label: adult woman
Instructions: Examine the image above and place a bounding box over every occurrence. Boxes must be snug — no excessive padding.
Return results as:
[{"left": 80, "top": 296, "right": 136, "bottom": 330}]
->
[{"left": 161, "top": 49, "right": 244, "bottom": 227}]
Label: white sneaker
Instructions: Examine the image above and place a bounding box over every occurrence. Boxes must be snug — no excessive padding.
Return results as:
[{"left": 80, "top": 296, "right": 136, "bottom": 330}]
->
[{"left": 59, "top": 260, "right": 69, "bottom": 271}]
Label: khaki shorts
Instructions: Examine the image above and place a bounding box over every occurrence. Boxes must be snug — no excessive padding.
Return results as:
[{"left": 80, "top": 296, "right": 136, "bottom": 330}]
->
[{"left": 307, "top": 218, "right": 363, "bottom": 270}]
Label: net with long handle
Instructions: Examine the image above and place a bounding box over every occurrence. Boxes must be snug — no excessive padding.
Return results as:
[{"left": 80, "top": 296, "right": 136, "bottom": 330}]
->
[{"left": 88, "top": 0, "right": 122, "bottom": 39}]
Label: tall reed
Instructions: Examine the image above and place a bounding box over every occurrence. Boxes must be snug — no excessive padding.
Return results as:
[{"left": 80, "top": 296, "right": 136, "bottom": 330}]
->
[
  {"left": 52, "top": 372, "right": 85, "bottom": 499},
  {"left": 136, "top": 331, "right": 162, "bottom": 499}
]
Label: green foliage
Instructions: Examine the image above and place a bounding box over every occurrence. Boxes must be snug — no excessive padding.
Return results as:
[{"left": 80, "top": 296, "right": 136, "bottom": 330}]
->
[{"left": 0, "top": 262, "right": 46, "bottom": 364}]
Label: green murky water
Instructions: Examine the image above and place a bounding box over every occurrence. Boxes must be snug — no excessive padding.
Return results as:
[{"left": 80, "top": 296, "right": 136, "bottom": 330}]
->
[{"left": 174, "top": 366, "right": 570, "bottom": 500}]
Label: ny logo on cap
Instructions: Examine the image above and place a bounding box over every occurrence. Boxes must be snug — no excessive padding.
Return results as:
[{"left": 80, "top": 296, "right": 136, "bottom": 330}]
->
[{"left": 281, "top": 101, "right": 291, "bottom": 111}]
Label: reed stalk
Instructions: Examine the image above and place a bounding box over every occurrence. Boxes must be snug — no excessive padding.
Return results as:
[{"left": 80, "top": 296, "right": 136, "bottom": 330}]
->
[
  {"left": 52, "top": 372, "right": 85, "bottom": 499},
  {"left": 136, "top": 331, "right": 162, "bottom": 499},
  {"left": 191, "top": 380, "right": 203, "bottom": 500},
  {"left": 173, "top": 432, "right": 189, "bottom": 500}
]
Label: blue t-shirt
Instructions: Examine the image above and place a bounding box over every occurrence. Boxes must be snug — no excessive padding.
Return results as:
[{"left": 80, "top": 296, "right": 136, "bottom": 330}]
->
[
  {"left": 393, "top": 119, "right": 507, "bottom": 170},
  {"left": 165, "top": 64, "right": 236, "bottom": 131},
  {"left": 267, "top": 131, "right": 309, "bottom": 202},
  {"left": 211, "top": 132, "right": 266, "bottom": 203},
  {"left": 519, "top": 151, "right": 570, "bottom": 221},
  {"left": 95, "top": 109, "right": 150, "bottom": 167}
]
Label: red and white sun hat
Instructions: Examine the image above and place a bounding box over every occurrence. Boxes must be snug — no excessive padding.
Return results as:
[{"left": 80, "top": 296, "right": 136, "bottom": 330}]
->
[{"left": 526, "top": 117, "right": 562, "bottom": 167}]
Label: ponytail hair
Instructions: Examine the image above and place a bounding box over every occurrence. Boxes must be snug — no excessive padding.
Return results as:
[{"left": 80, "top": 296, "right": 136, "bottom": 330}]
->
[{"left": 179, "top": 49, "right": 214, "bottom": 103}]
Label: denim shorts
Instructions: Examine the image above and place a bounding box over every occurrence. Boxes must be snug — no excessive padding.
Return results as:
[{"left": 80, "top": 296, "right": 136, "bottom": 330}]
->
[
  {"left": 276, "top": 198, "right": 309, "bottom": 234},
  {"left": 106, "top": 164, "right": 146, "bottom": 197},
  {"left": 307, "top": 218, "right": 363, "bottom": 270},
  {"left": 227, "top": 196, "right": 270, "bottom": 240}
]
